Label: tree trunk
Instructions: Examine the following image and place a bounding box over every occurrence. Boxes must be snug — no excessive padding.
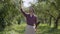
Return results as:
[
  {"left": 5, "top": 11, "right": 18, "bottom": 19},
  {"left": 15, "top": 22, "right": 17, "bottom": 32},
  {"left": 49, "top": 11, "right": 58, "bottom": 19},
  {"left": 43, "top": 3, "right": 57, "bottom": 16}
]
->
[
  {"left": 49, "top": 16, "right": 52, "bottom": 26},
  {"left": 54, "top": 15, "right": 60, "bottom": 29}
]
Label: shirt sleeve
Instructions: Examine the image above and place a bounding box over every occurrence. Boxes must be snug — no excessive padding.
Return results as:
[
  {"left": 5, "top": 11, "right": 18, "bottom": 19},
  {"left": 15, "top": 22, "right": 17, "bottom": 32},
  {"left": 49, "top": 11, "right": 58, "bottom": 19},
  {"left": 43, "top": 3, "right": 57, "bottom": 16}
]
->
[{"left": 20, "top": 8, "right": 27, "bottom": 17}]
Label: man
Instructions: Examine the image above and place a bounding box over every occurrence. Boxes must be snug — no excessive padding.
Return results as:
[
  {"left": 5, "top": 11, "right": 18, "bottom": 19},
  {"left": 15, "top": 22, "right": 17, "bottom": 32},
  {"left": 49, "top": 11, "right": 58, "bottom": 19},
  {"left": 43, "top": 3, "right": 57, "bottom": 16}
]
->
[{"left": 20, "top": 6, "right": 37, "bottom": 34}]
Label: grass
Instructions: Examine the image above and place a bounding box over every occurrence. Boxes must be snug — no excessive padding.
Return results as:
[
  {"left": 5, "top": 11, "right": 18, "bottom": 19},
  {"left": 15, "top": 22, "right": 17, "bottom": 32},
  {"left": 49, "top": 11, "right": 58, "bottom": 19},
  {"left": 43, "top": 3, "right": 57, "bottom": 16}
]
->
[
  {"left": 0, "top": 23, "right": 60, "bottom": 34},
  {"left": 36, "top": 23, "right": 60, "bottom": 34}
]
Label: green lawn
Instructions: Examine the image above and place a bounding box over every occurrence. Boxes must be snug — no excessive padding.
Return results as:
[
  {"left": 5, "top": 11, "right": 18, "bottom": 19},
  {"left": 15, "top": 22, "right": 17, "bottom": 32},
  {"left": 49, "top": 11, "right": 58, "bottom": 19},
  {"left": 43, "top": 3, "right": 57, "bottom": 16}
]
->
[{"left": 0, "top": 23, "right": 60, "bottom": 34}]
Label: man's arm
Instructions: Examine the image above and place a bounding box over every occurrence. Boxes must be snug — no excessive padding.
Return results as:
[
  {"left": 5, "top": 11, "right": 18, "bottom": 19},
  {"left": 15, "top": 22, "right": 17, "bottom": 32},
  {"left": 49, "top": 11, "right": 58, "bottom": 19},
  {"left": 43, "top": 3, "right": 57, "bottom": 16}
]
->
[
  {"left": 20, "top": 8, "right": 27, "bottom": 17},
  {"left": 34, "top": 16, "right": 38, "bottom": 32},
  {"left": 35, "top": 17, "right": 40, "bottom": 29},
  {"left": 36, "top": 21, "right": 40, "bottom": 28}
]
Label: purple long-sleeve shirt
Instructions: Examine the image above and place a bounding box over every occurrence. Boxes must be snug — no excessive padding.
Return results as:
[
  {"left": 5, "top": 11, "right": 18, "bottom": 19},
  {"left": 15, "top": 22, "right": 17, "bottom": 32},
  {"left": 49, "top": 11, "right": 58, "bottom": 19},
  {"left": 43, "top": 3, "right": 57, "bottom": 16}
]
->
[{"left": 21, "top": 9, "right": 37, "bottom": 26}]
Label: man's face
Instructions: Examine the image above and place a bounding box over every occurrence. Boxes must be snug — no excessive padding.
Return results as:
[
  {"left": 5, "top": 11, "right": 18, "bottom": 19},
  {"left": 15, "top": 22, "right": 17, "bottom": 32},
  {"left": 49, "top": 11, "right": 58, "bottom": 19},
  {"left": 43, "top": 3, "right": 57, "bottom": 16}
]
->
[{"left": 29, "top": 9, "right": 33, "bottom": 14}]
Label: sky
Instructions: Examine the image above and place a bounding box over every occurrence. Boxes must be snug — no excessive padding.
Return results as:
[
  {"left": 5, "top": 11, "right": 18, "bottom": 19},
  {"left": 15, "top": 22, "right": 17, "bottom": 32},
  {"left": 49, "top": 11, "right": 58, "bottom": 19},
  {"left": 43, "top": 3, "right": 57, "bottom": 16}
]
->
[
  {"left": 22, "top": 0, "right": 37, "bottom": 7},
  {"left": 11, "top": 0, "right": 37, "bottom": 8}
]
